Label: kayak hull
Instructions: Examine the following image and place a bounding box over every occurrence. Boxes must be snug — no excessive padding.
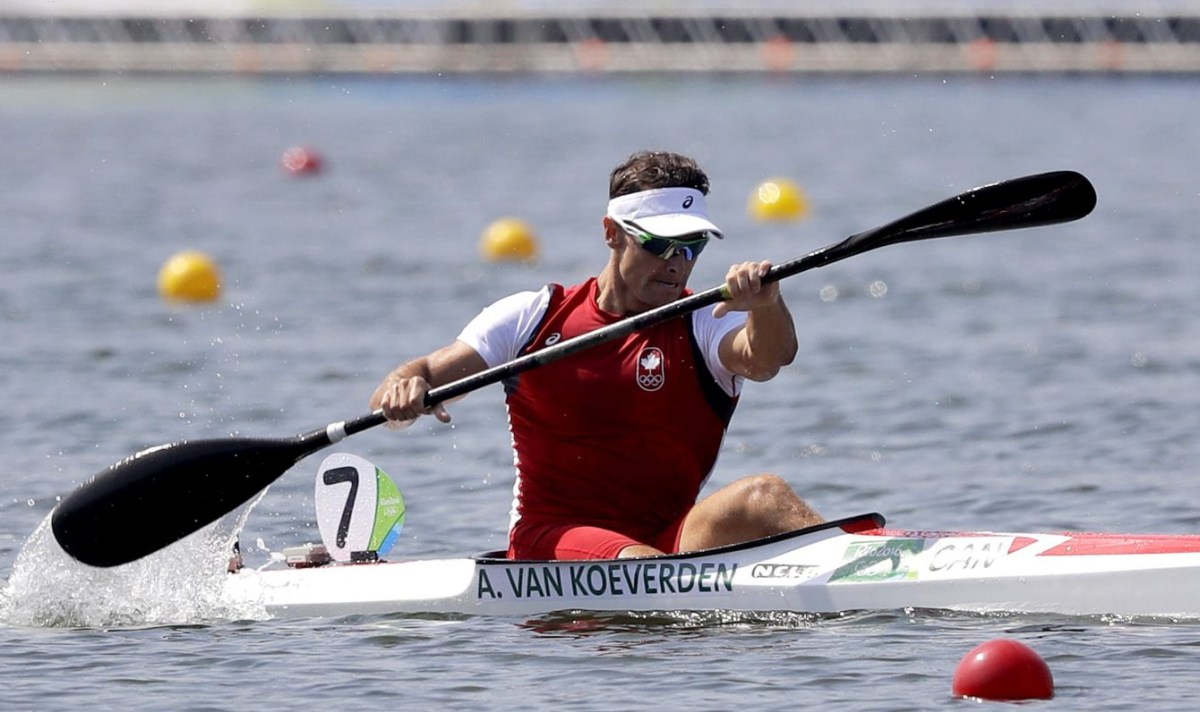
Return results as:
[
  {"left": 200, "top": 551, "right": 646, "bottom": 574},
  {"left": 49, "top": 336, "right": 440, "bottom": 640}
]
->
[{"left": 223, "top": 514, "right": 1200, "bottom": 619}]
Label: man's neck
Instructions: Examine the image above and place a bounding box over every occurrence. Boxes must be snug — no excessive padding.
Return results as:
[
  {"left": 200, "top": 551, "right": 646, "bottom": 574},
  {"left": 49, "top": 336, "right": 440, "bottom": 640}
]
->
[{"left": 594, "top": 262, "right": 637, "bottom": 317}]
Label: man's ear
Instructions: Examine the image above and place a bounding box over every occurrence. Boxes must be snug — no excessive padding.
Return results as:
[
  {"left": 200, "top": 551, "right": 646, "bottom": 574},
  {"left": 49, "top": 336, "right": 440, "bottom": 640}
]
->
[{"left": 602, "top": 216, "right": 624, "bottom": 249}]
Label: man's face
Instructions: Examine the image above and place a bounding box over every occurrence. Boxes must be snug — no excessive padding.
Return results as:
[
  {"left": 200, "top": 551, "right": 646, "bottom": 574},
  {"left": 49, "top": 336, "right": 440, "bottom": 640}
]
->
[{"left": 617, "top": 227, "right": 702, "bottom": 310}]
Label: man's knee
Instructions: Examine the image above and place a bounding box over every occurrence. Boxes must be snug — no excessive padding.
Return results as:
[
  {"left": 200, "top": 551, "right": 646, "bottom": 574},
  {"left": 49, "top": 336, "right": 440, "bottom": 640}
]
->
[
  {"left": 681, "top": 474, "right": 820, "bottom": 550},
  {"left": 736, "top": 474, "right": 799, "bottom": 509},
  {"left": 733, "top": 473, "right": 822, "bottom": 527}
]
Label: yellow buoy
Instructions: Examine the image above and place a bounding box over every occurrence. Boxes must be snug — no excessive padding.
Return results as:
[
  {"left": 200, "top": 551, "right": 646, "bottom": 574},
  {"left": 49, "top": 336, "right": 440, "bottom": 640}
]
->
[
  {"left": 158, "top": 250, "right": 222, "bottom": 303},
  {"left": 480, "top": 218, "right": 539, "bottom": 262},
  {"left": 748, "top": 178, "right": 810, "bottom": 222}
]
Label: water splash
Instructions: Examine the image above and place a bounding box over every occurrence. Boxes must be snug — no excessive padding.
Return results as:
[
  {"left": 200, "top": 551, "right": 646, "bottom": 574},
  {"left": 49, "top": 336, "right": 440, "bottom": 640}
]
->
[
  {"left": 522, "top": 608, "right": 826, "bottom": 635},
  {"left": 0, "top": 501, "right": 268, "bottom": 629}
]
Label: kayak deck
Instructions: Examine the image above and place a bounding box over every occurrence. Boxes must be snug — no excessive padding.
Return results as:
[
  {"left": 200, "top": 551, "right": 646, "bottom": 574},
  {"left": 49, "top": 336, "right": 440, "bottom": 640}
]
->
[{"left": 223, "top": 513, "right": 1200, "bottom": 619}]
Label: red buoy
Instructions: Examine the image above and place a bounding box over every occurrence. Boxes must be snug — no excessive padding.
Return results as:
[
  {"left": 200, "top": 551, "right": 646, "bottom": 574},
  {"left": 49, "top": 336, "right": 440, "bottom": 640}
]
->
[
  {"left": 281, "top": 146, "right": 323, "bottom": 176},
  {"left": 952, "top": 638, "right": 1054, "bottom": 701}
]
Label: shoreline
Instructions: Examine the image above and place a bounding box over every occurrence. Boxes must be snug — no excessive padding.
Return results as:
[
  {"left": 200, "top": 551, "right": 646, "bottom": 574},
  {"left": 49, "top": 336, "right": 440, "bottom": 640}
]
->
[{"left": 1, "top": 10, "right": 1199, "bottom": 75}]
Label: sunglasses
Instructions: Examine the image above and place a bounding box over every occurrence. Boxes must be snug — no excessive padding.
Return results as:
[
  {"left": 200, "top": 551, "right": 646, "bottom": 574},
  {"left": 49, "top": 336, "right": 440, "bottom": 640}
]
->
[{"left": 622, "top": 224, "right": 711, "bottom": 262}]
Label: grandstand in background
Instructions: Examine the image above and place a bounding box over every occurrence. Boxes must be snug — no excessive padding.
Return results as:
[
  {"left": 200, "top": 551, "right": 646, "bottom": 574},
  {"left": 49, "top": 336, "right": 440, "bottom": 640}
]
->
[{"left": 2, "top": 1, "right": 1199, "bottom": 74}]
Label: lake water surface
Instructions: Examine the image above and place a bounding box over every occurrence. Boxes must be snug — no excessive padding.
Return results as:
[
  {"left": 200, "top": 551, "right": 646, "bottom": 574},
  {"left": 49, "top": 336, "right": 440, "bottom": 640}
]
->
[{"left": 1, "top": 74, "right": 1198, "bottom": 710}]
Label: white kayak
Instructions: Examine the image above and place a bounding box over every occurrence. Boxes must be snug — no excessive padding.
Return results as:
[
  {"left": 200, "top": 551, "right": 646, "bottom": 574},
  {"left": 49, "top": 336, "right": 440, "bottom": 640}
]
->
[{"left": 223, "top": 512, "right": 1200, "bottom": 619}]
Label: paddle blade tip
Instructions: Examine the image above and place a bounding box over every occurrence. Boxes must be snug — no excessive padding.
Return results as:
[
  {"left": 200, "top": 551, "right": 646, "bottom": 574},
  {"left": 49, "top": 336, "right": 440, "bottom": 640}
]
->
[
  {"left": 1047, "top": 170, "right": 1097, "bottom": 222},
  {"left": 50, "top": 503, "right": 135, "bottom": 568}
]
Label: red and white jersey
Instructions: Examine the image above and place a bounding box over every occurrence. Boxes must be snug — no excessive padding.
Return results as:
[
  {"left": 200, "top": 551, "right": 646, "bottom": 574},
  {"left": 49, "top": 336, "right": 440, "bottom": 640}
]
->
[{"left": 457, "top": 278, "right": 748, "bottom": 541}]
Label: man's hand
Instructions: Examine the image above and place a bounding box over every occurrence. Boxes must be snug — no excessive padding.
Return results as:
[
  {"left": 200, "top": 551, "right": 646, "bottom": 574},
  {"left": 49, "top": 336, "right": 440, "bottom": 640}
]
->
[{"left": 714, "top": 260, "right": 779, "bottom": 318}]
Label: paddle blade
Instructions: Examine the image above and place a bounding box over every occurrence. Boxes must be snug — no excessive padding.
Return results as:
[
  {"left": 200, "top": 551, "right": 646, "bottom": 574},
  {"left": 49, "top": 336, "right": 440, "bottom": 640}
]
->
[
  {"left": 51, "top": 437, "right": 312, "bottom": 567},
  {"left": 858, "top": 170, "right": 1097, "bottom": 248},
  {"left": 767, "top": 171, "right": 1095, "bottom": 285}
]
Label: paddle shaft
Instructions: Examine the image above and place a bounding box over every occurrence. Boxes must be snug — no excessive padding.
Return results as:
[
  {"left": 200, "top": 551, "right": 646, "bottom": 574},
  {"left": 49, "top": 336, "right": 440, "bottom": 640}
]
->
[
  {"left": 343, "top": 168, "right": 1096, "bottom": 431},
  {"left": 51, "top": 170, "right": 1096, "bottom": 567}
]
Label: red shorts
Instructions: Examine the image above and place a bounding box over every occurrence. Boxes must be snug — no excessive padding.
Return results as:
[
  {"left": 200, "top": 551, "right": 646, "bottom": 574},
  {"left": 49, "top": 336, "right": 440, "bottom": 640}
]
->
[{"left": 508, "top": 514, "right": 689, "bottom": 561}]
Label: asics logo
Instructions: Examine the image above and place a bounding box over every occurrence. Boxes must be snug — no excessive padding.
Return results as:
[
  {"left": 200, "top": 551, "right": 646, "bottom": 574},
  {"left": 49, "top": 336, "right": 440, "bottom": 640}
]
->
[
  {"left": 545, "top": 333, "right": 562, "bottom": 345},
  {"left": 682, "top": 196, "right": 694, "bottom": 209}
]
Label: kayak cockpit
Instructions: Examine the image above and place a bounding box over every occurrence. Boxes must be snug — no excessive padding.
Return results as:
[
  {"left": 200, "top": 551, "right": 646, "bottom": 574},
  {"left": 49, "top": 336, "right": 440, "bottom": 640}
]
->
[{"left": 470, "top": 512, "right": 887, "bottom": 563}]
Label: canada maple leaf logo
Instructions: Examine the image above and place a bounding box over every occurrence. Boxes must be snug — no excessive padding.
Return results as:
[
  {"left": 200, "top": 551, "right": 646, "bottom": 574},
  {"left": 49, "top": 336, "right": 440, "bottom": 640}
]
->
[{"left": 636, "top": 347, "right": 665, "bottom": 391}]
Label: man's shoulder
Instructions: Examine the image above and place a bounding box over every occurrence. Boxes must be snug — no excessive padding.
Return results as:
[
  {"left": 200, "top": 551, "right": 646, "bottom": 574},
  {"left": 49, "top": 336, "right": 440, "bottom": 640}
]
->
[{"left": 487, "top": 284, "right": 556, "bottom": 312}]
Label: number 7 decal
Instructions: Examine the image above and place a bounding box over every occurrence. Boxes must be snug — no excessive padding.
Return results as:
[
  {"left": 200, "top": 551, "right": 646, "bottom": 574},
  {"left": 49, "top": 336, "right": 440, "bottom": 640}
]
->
[
  {"left": 321, "top": 466, "right": 359, "bottom": 549},
  {"left": 315, "top": 453, "right": 405, "bottom": 563}
]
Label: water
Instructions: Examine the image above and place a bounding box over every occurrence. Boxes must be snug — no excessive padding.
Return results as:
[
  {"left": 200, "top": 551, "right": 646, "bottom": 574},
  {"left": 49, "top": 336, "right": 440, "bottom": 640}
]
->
[{"left": 1, "top": 73, "right": 1199, "bottom": 709}]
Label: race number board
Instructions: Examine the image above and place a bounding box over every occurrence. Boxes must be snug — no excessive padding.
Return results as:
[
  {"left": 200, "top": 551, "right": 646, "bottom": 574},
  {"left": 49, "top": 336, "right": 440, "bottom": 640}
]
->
[{"left": 315, "top": 453, "right": 406, "bottom": 562}]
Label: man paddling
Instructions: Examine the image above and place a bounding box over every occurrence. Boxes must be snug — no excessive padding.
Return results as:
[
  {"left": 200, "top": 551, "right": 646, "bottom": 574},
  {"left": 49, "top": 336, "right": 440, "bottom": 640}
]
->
[{"left": 372, "top": 150, "right": 823, "bottom": 560}]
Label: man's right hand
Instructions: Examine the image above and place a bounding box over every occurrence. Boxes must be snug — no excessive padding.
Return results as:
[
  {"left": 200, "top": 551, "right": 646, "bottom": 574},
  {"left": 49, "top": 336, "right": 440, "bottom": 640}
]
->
[
  {"left": 375, "top": 373, "right": 452, "bottom": 428},
  {"left": 370, "top": 342, "right": 490, "bottom": 431}
]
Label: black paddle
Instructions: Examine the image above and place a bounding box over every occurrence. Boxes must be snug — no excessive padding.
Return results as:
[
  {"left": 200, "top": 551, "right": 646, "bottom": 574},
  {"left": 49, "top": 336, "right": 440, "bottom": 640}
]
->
[{"left": 51, "top": 170, "right": 1096, "bottom": 567}]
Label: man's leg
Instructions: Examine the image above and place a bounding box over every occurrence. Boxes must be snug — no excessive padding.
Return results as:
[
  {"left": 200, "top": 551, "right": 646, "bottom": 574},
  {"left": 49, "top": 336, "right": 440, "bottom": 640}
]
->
[
  {"left": 511, "top": 520, "right": 656, "bottom": 560},
  {"left": 677, "top": 474, "right": 823, "bottom": 552}
]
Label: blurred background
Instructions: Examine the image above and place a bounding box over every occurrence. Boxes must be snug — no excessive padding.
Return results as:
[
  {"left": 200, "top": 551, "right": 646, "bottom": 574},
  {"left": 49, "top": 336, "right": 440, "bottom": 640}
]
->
[{"left": 1, "top": 1, "right": 1199, "bottom": 74}]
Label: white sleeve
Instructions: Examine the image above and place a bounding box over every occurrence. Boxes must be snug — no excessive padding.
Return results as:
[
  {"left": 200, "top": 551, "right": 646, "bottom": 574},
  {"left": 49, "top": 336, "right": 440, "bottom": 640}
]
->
[
  {"left": 691, "top": 306, "right": 747, "bottom": 397},
  {"left": 456, "top": 286, "right": 553, "bottom": 368}
]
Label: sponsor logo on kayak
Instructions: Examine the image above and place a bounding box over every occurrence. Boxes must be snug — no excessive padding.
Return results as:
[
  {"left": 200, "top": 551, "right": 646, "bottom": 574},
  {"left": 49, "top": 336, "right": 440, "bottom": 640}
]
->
[
  {"left": 829, "top": 538, "right": 926, "bottom": 583},
  {"left": 636, "top": 347, "right": 665, "bottom": 391},
  {"left": 475, "top": 560, "right": 736, "bottom": 600},
  {"left": 750, "top": 563, "right": 817, "bottom": 580}
]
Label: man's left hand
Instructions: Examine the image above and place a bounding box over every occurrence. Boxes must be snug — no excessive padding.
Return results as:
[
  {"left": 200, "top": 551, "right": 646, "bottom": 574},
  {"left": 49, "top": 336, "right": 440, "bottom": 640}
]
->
[{"left": 714, "top": 260, "right": 779, "bottom": 317}]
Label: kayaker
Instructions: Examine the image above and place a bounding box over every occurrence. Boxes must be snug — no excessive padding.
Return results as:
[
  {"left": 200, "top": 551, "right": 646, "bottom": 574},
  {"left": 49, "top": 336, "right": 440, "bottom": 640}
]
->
[{"left": 371, "top": 150, "right": 823, "bottom": 560}]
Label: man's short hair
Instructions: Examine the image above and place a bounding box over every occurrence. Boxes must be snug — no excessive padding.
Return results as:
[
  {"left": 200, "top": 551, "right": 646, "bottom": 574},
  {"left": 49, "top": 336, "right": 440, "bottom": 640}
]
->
[{"left": 609, "top": 151, "right": 710, "bottom": 199}]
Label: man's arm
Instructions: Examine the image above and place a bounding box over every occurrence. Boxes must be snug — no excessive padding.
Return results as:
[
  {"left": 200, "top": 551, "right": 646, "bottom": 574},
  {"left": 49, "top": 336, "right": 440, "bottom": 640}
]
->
[
  {"left": 715, "top": 260, "right": 798, "bottom": 382},
  {"left": 370, "top": 340, "right": 489, "bottom": 425}
]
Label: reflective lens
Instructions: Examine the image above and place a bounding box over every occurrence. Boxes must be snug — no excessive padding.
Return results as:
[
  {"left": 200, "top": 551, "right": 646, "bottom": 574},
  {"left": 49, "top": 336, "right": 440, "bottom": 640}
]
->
[{"left": 624, "top": 225, "right": 710, "bottom": 262}]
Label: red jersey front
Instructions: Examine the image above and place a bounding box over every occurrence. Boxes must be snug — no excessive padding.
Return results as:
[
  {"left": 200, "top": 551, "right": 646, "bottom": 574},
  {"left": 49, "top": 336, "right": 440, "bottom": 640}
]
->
[{"left": 491, "top": 278, "right": 741, "bottom": 543}]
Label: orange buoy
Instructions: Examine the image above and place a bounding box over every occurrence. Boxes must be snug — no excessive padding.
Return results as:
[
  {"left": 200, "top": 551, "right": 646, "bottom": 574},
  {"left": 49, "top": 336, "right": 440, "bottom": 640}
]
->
[{"left": 952, "top": 638, "right": 1054, "bottom": 701}]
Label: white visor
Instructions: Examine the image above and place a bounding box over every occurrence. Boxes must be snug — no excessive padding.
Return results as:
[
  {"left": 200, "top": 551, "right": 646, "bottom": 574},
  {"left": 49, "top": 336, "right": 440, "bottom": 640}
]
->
[{"left": 606, "top": 187, "right": 723, "bottom": 240}]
